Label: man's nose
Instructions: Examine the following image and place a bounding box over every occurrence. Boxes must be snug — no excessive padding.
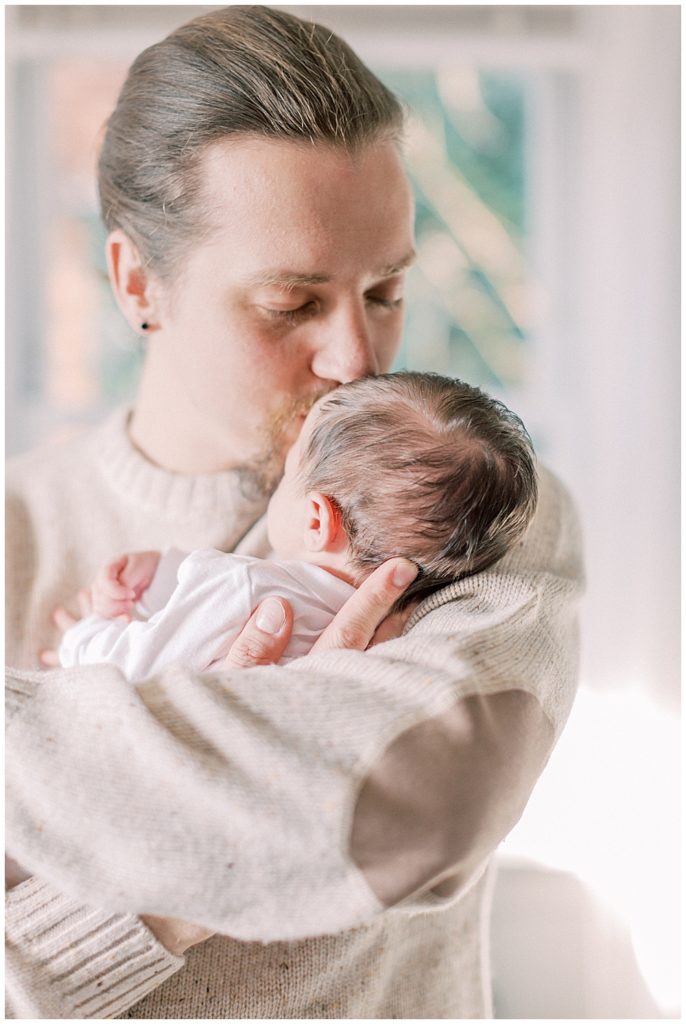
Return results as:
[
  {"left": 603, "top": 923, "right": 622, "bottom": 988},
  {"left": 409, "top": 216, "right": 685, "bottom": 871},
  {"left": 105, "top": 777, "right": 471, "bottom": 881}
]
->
[{"left": 309, "top": 306, "right": 380, "bottom": 384}]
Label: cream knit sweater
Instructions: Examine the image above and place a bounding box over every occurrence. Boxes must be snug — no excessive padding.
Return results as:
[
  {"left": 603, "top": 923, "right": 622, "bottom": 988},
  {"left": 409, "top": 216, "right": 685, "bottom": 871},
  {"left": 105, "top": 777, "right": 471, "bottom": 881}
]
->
[{"left": 5, "top": 408, "right": 584, "bottom": 1019}]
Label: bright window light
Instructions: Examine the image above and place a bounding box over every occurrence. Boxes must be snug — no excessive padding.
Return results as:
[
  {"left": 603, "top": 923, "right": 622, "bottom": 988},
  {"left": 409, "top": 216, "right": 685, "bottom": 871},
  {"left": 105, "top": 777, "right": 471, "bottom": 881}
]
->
[{"left": 502, "top": 684, "right": 681, "bottom": 1015}]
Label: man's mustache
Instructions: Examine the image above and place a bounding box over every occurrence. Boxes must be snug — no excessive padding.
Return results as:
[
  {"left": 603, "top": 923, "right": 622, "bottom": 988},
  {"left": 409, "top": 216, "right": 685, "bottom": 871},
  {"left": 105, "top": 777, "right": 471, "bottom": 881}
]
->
[
  {"left": 265, "top": 388, "right": 331, "bottom": 443},
  {"left": 237, "top": 388, "right": 334, "bottom": 502}
]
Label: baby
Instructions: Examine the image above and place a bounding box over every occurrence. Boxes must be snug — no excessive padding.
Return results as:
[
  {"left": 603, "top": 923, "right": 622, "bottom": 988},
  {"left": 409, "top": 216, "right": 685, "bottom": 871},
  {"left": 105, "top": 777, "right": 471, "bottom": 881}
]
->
[{"left": 58, "top": 371, "right": 538, "bottom": 676}]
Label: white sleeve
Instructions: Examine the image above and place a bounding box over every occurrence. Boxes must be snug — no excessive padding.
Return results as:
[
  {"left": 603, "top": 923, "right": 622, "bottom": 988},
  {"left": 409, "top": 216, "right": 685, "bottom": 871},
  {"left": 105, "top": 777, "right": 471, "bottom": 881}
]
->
[
  {"left": 57, "top": 549, "right": 187, "bottom": 680},
  {"left": 136, "top": 547, "right": 188, "bottom": 616},
  {"left": 57, "top": 551, "right": 252, "bottom": 680},
  {"left": 58, "top": 613, "right": 135, "bottom": 675}
]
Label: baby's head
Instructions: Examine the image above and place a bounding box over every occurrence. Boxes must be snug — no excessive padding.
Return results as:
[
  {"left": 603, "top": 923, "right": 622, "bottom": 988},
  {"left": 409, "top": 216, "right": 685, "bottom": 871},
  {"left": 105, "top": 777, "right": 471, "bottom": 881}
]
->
[{"left": 267, "top": 371, "right": 538, "bottom": 606}]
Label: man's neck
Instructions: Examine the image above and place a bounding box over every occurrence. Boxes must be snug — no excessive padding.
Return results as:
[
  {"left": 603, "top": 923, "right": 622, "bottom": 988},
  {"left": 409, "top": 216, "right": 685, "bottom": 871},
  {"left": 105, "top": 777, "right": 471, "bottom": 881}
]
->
[
  {"left": 129, "top": 363, "right": 241, "bottom": 475},
  {"left": 128, "top": 405, "right": 226, "bottom": 475}
]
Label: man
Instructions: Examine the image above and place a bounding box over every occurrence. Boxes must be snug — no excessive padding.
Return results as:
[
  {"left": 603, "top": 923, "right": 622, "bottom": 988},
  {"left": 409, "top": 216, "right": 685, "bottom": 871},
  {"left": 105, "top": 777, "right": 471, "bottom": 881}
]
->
[{"left": 6, "top": 7, "right": 583, "bottom": 1018}]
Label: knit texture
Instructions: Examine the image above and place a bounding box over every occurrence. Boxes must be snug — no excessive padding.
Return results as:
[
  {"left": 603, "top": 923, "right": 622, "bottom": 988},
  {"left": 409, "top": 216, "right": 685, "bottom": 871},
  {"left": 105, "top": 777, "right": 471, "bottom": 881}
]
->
[
  {"left": 5, "top": 877, "right": 183, "bottom": 1019},
  {"left": 5, "top": 408, "right": 583, "bottom": 1018}
]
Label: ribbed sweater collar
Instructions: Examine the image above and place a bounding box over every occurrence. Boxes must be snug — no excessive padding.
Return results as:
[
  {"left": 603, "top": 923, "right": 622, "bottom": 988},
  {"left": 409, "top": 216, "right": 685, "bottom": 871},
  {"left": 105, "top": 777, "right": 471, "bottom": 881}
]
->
[{"left": 88, "top": 407, "right": 269, "bottom": 533}]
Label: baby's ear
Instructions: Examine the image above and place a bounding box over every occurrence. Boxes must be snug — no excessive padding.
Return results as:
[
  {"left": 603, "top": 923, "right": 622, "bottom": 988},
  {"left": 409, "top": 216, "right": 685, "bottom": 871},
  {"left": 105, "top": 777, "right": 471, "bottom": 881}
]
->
[{"left": 304, "top": 491, "right": 344, "bottom": 553}]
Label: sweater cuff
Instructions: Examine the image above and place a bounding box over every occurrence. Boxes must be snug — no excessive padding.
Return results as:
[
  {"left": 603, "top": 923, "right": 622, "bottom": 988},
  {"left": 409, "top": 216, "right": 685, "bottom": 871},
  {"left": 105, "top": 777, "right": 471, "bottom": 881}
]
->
[
  {"left": 5, "top": 669, "right": 41, "bottom": 721},
  {"left": 6, "top": 876, "right": 184, "bottom": 1019}
]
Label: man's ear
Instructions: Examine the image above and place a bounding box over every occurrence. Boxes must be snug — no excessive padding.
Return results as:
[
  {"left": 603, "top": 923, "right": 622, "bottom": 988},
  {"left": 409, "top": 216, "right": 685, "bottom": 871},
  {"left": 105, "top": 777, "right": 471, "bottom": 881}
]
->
[
  {"left": 304, "top": 491, "right": 346, "bottom": 553},
  {"left": 106, "top": 229, "right": 160, "bottom": 334}
]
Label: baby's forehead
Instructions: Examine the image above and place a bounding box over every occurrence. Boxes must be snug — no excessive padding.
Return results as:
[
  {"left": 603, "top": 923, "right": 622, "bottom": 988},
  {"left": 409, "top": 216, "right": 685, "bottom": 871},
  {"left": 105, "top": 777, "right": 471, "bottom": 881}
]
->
[
  {"left": 294, "top": 395, "right": 330, "bottom": 463},
  {"left": 310, "top": 392, "right": 332, "bottom": 417},
  {"left": 302, "top": 392, "right": 336, "bottom": 438}
]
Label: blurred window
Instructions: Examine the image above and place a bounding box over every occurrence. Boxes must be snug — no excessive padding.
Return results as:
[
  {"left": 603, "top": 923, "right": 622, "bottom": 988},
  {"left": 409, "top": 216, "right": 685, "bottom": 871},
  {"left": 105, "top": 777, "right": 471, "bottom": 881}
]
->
[
  {"left": 384, "top": 68, "right": 530, "bottom": 396},
  {"left": 46, "top": 60, "right": 139, "bottom": 426},
  {"left": 7, "top": 53, "right": 136, "bottom": 452}
]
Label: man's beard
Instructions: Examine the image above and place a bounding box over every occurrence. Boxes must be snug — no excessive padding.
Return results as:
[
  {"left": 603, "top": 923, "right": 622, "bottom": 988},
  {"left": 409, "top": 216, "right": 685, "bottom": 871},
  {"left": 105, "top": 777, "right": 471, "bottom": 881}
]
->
[{"left": 236, "top": 390, "right": 330, "bottom": 502}]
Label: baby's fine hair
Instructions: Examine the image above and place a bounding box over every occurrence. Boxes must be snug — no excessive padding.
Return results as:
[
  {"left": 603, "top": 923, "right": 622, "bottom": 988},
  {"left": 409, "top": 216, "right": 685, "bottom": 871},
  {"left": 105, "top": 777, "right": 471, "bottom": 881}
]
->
[{"left": 300, "top": 372, "right": 538, "bottom": 608}]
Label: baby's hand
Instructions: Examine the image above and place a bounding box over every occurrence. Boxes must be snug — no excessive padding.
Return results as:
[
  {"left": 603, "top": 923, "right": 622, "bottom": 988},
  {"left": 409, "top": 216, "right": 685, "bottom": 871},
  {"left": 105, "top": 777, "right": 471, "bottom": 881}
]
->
[
  {"left": 40, "top": 590, "right": 93, "bottom": 667},
  {"left": 91, "top": 551, "right": 161, "bottom": 620}
]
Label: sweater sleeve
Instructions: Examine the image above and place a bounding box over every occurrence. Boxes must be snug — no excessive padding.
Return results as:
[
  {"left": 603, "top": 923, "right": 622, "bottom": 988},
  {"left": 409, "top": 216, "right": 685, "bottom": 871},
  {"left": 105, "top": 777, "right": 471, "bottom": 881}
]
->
[
  {"left": 5, "top": 876, "right": 184, "bottom": 1019},
  {"left": 6, "top": 468, "right": 583, "bottom": 944}
]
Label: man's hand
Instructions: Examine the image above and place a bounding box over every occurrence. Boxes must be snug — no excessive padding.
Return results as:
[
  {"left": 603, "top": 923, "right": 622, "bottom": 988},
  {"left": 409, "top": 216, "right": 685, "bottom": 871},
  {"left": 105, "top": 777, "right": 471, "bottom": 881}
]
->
[
  {"left": 311, "top": 559, "right": 418, "bottom": 653},
  {"left": 140, "top": 914, "right": 214, "bottom": 956},
  {"left": 5, "top": 853, "right": 32, "bottom": 890},
  {"left": 222, "top": 596, "right": 295, "bottom": 668},
  {"left": 223, "top": 558, "right": 418, "bottom": 669}
]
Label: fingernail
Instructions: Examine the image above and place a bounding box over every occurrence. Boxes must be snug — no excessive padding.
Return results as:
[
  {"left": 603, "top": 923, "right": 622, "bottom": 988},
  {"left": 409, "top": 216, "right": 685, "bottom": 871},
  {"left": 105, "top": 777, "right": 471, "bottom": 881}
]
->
[
  {"left": 392, "top": 560, "right": 418, "bottom": 588},
  {"left": 255, "top": 599, "right": 286, "bottom": 635}
]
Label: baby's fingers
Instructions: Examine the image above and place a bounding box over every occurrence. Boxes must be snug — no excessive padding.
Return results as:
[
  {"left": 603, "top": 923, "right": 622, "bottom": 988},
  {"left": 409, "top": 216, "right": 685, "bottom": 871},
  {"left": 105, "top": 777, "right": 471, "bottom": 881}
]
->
[
  {"left": 91, "top": 594, "right": 134, "bottom": 619},
  {"left": 106, "top": 554, "right": 129, "bottom": 579},
  {"left": 96, "top": 574, "right": 136, "bottom": 601},
  {"left": 52, "top": 605, "right": 77, "bottom": 633}
]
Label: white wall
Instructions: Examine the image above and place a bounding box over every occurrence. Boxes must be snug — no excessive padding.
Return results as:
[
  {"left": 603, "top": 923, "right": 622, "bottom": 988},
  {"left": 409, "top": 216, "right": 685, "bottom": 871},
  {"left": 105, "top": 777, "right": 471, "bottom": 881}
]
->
[
  {"left": 492, "top": 857, "right": 666, "bottom": 1018},
  {"left": 502, "top": 13, "right": 681, "bottom": 1016},
  {"left": 564, "top": 6, "right": 680, "bottom": 709}
]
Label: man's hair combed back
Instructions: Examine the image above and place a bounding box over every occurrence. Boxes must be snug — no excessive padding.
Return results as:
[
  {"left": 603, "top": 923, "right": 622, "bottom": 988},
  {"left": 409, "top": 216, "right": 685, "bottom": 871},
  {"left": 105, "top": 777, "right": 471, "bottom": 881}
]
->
[
  {"left": 98, "top": 5, "right": 404, "bottom": 279},
  {"left": 300, "top": 372, "right": 538, "bottom": 608}
]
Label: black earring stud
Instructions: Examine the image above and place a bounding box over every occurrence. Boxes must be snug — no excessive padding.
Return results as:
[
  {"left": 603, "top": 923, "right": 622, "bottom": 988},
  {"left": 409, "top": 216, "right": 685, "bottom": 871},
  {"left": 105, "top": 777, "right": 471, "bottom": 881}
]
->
[{"left": 140, "top": 322, "right": 149, "bottom": 331}]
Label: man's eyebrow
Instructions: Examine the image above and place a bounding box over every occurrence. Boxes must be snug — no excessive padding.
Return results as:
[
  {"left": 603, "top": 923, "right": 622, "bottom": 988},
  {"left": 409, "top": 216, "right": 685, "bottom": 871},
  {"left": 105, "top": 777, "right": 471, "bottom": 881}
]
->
[
  {"left": 377, "top": 250, "right": 417, "bottom": 277},
  {"left": 242, "top": 270, "right": 330, "bottom": 289},
  {"left": 243, "top": 251, "right": 417, "bottom": 290}
]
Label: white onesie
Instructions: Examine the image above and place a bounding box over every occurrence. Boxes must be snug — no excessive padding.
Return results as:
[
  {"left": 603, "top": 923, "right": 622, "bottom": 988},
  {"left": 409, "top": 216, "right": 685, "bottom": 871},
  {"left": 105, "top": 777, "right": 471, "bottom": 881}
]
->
[{"left": 58, "top": 548, "right": 355, "bottom": 679}]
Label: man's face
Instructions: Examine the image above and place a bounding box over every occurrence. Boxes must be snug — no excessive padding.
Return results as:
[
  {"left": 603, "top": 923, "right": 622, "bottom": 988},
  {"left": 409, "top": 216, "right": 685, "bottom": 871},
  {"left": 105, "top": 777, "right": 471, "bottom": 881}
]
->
[{"left": 149, "top": 137, "right": 415, "bottom": 490}]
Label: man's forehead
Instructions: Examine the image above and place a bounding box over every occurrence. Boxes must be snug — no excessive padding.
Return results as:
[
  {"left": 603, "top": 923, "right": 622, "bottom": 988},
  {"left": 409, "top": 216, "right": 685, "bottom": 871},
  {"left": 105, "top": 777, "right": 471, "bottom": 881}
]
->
[
  {"left": 195, "top": 137, "right": 415, "bottom": 275},
  {"left": 241, "top": 251, "right": 417, "bottom": 290},
  {"left": 198, "top": 136, "right": 413, "bottom": 210}
]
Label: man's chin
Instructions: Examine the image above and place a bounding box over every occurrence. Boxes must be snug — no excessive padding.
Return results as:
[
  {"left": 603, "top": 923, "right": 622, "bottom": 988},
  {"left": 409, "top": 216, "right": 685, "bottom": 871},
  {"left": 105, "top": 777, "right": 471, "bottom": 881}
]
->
[
  {"left": 237, "top": 399, "right": 317, "bottom": 500},
  {"left": 237, "top": 449, "right": 286, "bottom": 501}
]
